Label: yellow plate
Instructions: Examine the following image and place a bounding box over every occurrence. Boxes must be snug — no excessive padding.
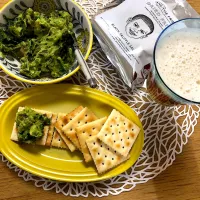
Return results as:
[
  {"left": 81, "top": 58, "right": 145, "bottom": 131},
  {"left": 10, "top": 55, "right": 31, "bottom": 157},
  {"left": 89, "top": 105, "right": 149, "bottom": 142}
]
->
[{"left": 0, "top": 84, "right": 144, "bottom": 182}]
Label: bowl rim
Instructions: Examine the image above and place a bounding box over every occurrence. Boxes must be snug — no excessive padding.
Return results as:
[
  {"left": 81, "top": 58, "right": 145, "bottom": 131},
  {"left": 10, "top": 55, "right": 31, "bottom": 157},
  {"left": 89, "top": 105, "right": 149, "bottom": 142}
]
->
[{"left": 0, "top": 0, "right": 93, "bottom": 85}]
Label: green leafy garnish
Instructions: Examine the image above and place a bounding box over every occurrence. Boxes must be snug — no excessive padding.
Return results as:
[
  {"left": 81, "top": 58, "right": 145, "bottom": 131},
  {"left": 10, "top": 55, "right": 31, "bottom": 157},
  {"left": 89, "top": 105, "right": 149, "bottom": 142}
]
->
[
  {"left": 0, "top": 8, "right": 75, "bottom": 79},
  {"left": 16, "top": 107, "right": 50, "bottom": 143}
]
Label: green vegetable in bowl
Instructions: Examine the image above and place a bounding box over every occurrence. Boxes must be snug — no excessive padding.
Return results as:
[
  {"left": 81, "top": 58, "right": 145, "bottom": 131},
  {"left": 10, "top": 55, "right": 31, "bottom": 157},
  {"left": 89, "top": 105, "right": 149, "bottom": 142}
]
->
[
  {"left": 0, "top": 8, "right": 76, "bottom": 79},
  {"left": 16, "top": 107, "right": 50, "bottom": 143}
]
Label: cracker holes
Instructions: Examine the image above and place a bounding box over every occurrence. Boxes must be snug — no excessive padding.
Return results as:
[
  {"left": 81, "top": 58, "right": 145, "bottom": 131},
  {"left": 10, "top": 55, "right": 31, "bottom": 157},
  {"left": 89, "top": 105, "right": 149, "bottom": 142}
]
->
[
  {"left": 85, "top": 122, "right": 88, "bottom": 124},
  {"left": 98, "top": 152, "right": 100, "bottom": 155},
  {"left": 85, "top": 114, "right": 88, "bottom": 117},
  {"left": 110, "top": 125, "right": 113, "bottom": 128},
  {"left": 102, "top": 163, "right": 104, "bottom": 165},
  {"left": 107, "top": 148, "right": 110, "bottom": 150},
  {"left": 112, "top": 133, "right": 114, "bottom": 135},
  {"left": 78, "top": 121, "right": 80, "bottom": 124},
  {"left": 89, "top": 134, "right": 92, "bottom": 137},
  {"left": 105, "top": 134, "right": 107, "bottom": 136},
  {"left": 132, "top": 128, "right": 134, "bottom": 131},
  {"left": 117, "top": 124, "right": 119, "bottom": 126},
  {"left": 92, "top": 127, "right": 95, "bottom": 130},
  {"left": 100, "top": 145, "right": 103, "bottom": 147},
  {"left": 83, "top": 131, "right": 85, "bottom": 133},
  {"left": 122, "top": 146, "right": 125, "bottom": 149},
  {"left": 119, "top": 131, "right": 121, "bottom": 134},
  {"left": 124, "top": 122, "right": 126, "bottom": 125},
  {"left": 127, "top": 137, "right": 130, "bottom": 140},
  {"left": 70, "top": 128, "right": 73, "bottom": 131},
  {"left": 125, "top": 130, "right": 128, "bottom": 132},
  {"left": 58, "top": 139, "right": 61, "bottom": 142},
  {"left": 114, "top": 140, "right": 116, "bottom": 143},
  {"left": 93, "top": 142, "right": 95, "bottom": 145},
  {"left": 112, "top": 158, "right": 114, "bottom": 160},
  {"left": 70, "top": 118, "right": 72, "bottom": 121},
  {"left": 105, "top": 155, "right": 107, "bottom": 158},
  {"left": 121, "top": 139, "right": 123, "bottom": 141}
]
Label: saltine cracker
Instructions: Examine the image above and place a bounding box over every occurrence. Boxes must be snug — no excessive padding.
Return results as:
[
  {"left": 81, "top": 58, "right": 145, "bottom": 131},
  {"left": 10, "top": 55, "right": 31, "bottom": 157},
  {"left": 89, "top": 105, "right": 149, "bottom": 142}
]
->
[
  {"left": 51, "top": 129, "right": 68, "bottom": 149},
  {"left": 86, "top": 135, "right": 129, "bottom": 174},
  {"left": 62, "top": 107, "right": 98, "bottom": 150},
  {"left": 97, "top": 109, "right": 140, "bottom": 157},
  {"left": 76, "top": 117, "right": 107, "bottom": 162}
]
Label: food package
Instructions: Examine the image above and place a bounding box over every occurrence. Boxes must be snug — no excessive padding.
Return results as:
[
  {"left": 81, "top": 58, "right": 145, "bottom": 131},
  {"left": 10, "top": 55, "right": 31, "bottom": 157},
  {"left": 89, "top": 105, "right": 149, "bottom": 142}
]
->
[{"left": 92, "top": 0, "right": 199, "bottom": 88}]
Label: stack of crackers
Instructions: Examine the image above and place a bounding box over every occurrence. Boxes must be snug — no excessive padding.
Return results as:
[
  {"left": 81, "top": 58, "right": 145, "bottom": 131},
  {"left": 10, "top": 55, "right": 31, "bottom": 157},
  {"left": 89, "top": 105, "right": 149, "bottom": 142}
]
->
[{"left": 11, "top": 106, "right": 141, "bottom": 174}]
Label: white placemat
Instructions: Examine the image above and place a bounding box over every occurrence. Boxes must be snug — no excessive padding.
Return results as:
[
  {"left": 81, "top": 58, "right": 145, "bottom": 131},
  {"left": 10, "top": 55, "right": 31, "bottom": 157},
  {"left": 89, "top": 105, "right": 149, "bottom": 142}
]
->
[{"left": 0, "top": 0, "right": 200, "bottom": 197}]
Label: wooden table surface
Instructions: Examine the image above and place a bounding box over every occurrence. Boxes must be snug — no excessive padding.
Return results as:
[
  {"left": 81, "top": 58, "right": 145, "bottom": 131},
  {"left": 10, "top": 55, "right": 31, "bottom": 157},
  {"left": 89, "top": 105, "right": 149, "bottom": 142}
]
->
[{"left": 0, "top": 0, "right": 200, "bottom": 200}]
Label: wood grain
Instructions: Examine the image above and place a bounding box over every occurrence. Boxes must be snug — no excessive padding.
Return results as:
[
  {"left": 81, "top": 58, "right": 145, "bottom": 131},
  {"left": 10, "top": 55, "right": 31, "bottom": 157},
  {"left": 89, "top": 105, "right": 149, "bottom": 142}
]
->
[{"left": 0, "top": 0, "right": 200, "bottom": 199}]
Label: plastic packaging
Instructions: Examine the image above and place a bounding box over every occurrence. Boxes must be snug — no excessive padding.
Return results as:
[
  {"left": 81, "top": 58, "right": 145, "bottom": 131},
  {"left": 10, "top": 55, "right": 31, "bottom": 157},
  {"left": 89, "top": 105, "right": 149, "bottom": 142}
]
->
[{"left": 92, "top": 0, "right": 199, "bottom": 88}]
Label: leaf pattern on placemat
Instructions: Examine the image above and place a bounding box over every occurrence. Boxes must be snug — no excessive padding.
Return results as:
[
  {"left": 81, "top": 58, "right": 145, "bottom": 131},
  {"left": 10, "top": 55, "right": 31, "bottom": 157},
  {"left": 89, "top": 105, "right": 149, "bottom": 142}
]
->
[
  {"left": 1, "top": 0, "right": 200, "bottom": 197},
  {"left": 0, "top": 70, "right": 30, "bottom": 100}
]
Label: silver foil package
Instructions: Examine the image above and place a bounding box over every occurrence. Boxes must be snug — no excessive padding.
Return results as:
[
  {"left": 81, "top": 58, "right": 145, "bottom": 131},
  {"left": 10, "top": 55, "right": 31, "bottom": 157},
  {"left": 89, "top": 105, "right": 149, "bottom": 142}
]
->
[{"left": 92, "top": 0, "right": 199, "bottom": 88}]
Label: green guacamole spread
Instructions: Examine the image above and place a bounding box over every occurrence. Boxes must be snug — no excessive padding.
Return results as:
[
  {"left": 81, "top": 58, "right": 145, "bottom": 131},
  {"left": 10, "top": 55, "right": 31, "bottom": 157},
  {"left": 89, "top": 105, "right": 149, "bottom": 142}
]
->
[
  {"left": 0, "top": 8, "right": 75, "bottom": 79},
  {"left": 16, "top": 107, "right": 50, "bottom": 143}
]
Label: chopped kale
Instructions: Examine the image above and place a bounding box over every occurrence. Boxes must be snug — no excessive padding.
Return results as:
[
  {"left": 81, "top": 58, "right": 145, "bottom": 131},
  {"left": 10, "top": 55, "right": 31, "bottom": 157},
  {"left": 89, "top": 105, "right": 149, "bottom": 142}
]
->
[
  {"left": 0, "top": 8, "right": 76, "bottom": 79},
  {"left": 16, "top": 107, "right": 50, "bottom": 143}
]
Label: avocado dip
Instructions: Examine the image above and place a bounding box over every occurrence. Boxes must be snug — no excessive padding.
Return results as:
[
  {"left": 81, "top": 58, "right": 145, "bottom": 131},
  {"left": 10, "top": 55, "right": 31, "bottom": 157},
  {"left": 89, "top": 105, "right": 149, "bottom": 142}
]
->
[
  {"left": 0, "top": 8, "right": 76, "bottom": 79},
  {"left": 16, "top": 107, "right": 50, "bottom": 143}
]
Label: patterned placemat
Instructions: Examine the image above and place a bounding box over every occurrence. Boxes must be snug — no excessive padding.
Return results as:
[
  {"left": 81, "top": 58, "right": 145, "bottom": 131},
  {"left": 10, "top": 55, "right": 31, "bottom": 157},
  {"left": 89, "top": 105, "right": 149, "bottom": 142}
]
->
[{"left": 0, "top": 0, "right": 200, "bottom": 197}]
